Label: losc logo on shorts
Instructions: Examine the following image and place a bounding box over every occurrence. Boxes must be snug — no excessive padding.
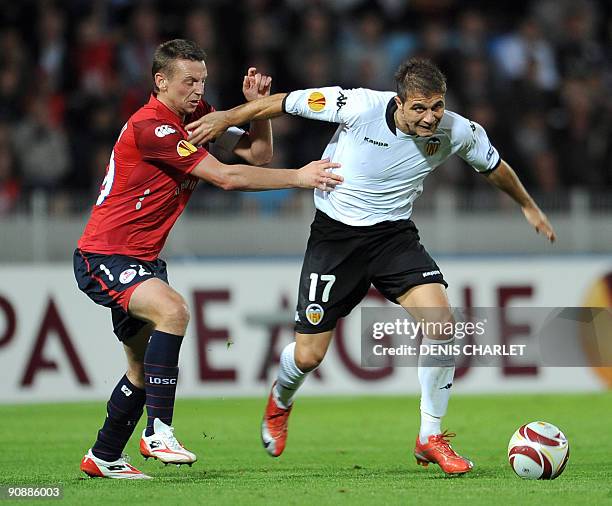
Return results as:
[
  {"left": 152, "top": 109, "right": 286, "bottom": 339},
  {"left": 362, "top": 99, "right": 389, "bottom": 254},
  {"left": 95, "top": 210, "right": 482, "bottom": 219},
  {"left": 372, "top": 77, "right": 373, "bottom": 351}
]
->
[
  {"left": 177, "top": 139, "right": 198, "bottom": 157},
  {"left": 119, "top": 268, "right": 137, "bottom": 284},
  {"left": 155, "top": 125, "right": 176, "bottom": 137},
  {"left": 305, "top": 303, "right": 324, "bottom": 325},
  {"left": 307, "top": 92, "right": 326, "bottom": 112}
]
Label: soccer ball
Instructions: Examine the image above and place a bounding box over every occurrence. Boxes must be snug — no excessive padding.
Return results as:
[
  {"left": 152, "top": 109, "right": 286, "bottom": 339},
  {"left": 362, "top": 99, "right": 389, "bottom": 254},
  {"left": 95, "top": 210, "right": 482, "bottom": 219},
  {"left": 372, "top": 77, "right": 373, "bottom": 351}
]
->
[{"left": 507, "top": 421, "right": 569, "bottom": 480}]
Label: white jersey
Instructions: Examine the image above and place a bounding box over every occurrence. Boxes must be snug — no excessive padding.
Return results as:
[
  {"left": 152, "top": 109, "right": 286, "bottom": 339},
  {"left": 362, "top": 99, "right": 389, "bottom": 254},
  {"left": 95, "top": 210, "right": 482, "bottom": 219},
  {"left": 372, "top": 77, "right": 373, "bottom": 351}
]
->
[{"left": 283, "top": 87, "right": 501, "bottom": 226}]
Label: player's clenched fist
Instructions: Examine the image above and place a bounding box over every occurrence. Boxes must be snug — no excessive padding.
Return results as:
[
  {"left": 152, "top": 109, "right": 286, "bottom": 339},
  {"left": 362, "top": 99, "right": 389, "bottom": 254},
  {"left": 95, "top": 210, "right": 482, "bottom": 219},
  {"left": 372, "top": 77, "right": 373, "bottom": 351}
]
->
[
  {"left": 296, "top": 159, "right": 342, "bottom": 191},
  {"left": 243, "top": 67, "right": 272, "bottom": 101}
]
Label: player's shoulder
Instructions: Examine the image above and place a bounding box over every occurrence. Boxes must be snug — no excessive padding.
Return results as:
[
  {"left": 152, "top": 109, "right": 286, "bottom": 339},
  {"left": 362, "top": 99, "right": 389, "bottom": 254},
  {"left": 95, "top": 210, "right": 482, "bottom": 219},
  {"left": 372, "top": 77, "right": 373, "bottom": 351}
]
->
[
  {"left": 132, "top": 117, "right": 182, "bottom": 146},
  {"left": 130, "top": 103, "right": 182, "bottom": 140},
  {"left": 342, "top": 89, "right": 396, "bottom": 121},
  {"left": 346, "top": 88, "right": 395, "bottom": 108},
  {"left": 438, "top": 110, "right": 476, "bottom": 144}
]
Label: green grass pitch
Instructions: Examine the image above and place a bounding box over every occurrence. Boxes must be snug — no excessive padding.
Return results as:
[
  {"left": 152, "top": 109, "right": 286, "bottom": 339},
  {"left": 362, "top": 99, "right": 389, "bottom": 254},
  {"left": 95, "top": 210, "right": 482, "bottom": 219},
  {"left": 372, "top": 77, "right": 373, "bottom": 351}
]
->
[{"left": 1, "top": 393, "right": 611, "bottom": 505}]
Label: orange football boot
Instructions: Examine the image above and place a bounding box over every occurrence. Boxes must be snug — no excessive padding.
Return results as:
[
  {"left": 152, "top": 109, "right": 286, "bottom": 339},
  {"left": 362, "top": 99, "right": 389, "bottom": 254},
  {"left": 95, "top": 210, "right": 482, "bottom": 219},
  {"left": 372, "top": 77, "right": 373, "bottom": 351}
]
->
[
  {"left": 261, "top": 382, "right": 293, "bottom": 457},
  {"left": 414, "top": 431, "right": 474, "bottom": 475}
]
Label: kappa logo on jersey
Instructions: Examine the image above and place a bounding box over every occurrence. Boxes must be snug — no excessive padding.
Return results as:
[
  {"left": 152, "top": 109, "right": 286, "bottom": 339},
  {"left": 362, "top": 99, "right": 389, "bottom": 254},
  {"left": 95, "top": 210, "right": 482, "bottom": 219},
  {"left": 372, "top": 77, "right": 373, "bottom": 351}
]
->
[
  {"left": 486, "top": 142, "right": 495, "bottom": 161},
  {"left": 119, "top": 268, "right": 137, "bottom": 284},
  {"left": 177, "top": 139, "right": 198, "bottom": 157},
  {"left": 336, "top": 91, "right": 347, "bottom": 112},
  {"left": 155, "top": 125, "right": 177, "bottom": 138},
  {"left": 305, "top": 303, "right": 324, "bottom": 325},
  {"left": 121, "top": 385, "right": 133, "bottom": 396},
  {"left": 425, "top": 137, "right": 441, "bottom": 156},
  {"left": 307, "top": 91, "right": 326, "bottom": 112},
  {"left": 364, "top": 136, "right": 389, "bottom": 148}
]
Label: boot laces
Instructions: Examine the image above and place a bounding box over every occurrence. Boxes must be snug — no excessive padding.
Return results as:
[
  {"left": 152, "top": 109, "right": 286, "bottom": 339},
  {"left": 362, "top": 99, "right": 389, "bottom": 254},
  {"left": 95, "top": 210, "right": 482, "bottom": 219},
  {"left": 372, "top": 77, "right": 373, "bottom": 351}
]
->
[{"left": 430, "top": 431, "right": 458, "bottom": 458}]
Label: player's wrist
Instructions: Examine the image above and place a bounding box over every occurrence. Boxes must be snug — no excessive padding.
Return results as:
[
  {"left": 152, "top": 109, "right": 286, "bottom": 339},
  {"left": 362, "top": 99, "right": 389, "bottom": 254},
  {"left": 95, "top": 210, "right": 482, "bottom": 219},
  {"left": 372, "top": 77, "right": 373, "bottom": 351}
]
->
[{"left": 292, "top": 168, "right": 303, "bottom": 188}]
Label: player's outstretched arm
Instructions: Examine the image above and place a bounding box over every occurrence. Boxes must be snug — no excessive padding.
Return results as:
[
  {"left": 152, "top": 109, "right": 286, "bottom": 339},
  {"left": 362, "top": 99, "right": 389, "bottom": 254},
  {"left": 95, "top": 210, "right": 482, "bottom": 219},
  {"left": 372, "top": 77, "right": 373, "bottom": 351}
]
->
[
  {"left": 187, "top": 93, "right": 287, "bottom": 147},
  {"left": 484, "top": 159, "right": 556, "bottom": 243},
  {"left": 191, "top": 152, "right": 342, "bottom": 192}
]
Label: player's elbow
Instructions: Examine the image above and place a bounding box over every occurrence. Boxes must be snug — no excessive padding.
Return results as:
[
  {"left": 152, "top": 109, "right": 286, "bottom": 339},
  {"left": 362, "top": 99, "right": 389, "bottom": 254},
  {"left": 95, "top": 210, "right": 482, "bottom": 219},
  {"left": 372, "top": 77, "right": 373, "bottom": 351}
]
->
[
  {"left": 217, "top": 175, "right": 241, "bottom": 191},
  {"left": 249, "top": 146, "right": 273, "bottom": 166},
  {"left": 204, "top": 165, "right": 239, "bottom": 191},
  {"left": 217, "top": 168, "right": 247, "bottom": 191}
]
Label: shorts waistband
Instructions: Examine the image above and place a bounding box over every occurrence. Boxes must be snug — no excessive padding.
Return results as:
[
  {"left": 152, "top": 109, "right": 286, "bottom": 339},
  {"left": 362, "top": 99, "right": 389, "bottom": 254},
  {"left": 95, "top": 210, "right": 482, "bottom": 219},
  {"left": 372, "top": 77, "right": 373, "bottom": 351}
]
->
[{"left": 314, "top": 209, "right": 415, "bottom": 231}]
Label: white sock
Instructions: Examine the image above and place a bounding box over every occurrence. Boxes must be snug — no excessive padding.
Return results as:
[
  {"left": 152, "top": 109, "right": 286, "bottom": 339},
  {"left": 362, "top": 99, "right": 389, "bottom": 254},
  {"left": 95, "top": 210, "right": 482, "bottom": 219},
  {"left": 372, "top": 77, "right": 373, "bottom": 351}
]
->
[
  {"left": 419, "top": 411, "right": 441, "bottom": 444},
  {"left": 418, "top": 336, "right": 455, "bottom": 444},
  {"left": 274, "top": 342, "right": 308, "bottom": 409}
]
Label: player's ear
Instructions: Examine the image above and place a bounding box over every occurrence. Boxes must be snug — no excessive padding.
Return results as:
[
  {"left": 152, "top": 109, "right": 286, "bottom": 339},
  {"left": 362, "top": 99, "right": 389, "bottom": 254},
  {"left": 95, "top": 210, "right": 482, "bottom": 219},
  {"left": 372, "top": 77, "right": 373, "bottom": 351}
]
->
[
  {"left": 394, "top": 96, "right": 403, "bottom": 109},
  {"left": 155, "top": 73, "right": 167, "bottom": 92}
]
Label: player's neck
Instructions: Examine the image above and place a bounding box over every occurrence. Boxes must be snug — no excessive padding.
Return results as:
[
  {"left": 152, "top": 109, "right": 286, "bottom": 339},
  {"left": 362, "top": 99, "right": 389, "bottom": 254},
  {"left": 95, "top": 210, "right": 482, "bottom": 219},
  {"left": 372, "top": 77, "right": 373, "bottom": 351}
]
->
[
  {"left": 393, "top": 109, "right": 417, "bottom": 136},
  {"left": 156, "top": 95, "right": 186, "bottom": 122}
]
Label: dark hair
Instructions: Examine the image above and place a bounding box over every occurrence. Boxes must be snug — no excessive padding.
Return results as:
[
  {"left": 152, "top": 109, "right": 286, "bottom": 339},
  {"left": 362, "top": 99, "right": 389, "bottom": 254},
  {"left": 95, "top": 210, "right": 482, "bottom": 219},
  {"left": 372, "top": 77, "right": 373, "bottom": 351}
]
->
[
  {"left": 394, "top": 58, "right": 447, "bottom": 101},
  {"left": 151, "top": 39, "right": 207, "bottom": 92}
]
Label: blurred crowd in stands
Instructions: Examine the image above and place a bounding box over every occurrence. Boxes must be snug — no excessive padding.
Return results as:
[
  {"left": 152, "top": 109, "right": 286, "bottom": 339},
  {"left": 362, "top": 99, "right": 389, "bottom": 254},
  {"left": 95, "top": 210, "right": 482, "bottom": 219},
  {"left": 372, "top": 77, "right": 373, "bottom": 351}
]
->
[{"left": 0, "top": 0, "right": 610, "bottom": 215}]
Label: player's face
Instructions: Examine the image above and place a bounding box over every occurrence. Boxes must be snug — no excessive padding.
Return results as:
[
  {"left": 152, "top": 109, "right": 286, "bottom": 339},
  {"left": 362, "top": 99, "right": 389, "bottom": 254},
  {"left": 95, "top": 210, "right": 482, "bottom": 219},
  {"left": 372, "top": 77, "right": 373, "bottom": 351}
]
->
[
  {"left": 394, "top": 93, "right": 445, "bottom": 137},
  {"left": 158, "top": 59, "right": 207, "bottom": 117}
]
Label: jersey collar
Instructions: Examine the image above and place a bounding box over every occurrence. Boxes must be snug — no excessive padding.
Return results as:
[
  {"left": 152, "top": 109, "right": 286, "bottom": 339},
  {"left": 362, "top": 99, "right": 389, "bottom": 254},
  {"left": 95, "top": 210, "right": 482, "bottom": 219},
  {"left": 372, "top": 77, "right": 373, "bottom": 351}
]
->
[
  {"left": 385, "top": 96, "right": 423, "bottom": 140},
  {"left": 385, "top": 98, "right": 398, "bottom": 135},
  {"left": 147, "top": 93, "right": 184, "bottom": 124}
]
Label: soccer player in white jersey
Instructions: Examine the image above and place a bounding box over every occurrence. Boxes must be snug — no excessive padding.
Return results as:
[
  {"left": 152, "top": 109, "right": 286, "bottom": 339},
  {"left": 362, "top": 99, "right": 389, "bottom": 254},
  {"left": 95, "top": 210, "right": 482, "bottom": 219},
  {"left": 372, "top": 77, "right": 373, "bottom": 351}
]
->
[{"left": 186, "top": 58, "right": 556, "bottom": 475}]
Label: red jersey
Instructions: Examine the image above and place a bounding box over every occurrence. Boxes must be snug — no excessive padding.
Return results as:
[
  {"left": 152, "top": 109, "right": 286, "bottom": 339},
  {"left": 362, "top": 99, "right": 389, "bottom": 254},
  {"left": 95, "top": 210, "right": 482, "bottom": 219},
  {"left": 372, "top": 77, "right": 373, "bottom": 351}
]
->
[{"left": 78, "top": 95, "right": 213, "bottom": 260}]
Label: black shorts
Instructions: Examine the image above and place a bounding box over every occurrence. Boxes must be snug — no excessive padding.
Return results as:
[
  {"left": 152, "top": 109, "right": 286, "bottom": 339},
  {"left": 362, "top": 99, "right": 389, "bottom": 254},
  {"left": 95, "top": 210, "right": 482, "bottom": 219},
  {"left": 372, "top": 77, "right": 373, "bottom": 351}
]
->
[
  {"left": 294, "top": 210, "right": 447, "bottom": 334},
  {"left": 73, "top": 249, "right": 169, "bottom": 342}
]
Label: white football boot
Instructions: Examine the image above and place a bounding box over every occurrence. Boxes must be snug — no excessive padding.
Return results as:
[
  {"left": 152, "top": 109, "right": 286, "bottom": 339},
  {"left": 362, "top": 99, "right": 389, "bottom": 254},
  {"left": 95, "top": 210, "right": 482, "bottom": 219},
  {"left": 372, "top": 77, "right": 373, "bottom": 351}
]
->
[
  {"left": 80, "top": 449, "right": 152, "bottom": 479},
  {"left": 140, "top": 418, "right": 197, "bottom": 466}
]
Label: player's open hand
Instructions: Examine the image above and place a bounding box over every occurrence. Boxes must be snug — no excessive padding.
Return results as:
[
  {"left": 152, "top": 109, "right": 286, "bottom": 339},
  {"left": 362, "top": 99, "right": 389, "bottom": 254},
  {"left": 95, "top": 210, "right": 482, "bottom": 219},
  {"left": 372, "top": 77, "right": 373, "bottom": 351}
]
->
[
  {"left": 522, "top": 205, "right": 556, "bottom": 242},
  {"left": 186, "top": 111, "right": 230, "bottom": 146},
  {"left": 243, "top": 67, "right": 272, "bottom": 101},
  {"left": 296, "top": 159, "right": 343, "bottom": 191}
]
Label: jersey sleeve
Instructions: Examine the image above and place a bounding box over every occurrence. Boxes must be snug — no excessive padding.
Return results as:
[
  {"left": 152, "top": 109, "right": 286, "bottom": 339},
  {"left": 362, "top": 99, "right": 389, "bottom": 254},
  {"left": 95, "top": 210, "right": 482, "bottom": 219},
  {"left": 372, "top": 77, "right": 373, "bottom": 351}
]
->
[
  {"left": 282, "top": 87, "right": 370, "bottom": 128},
  {"left": 213, "top": 126, "right": 246, "bottom": 154},
  {"left": 455, "top": 118, "right": 501, "bottom": 173},
  {"left": 135, "top": 121, "right": 208, "bottom": 174}
]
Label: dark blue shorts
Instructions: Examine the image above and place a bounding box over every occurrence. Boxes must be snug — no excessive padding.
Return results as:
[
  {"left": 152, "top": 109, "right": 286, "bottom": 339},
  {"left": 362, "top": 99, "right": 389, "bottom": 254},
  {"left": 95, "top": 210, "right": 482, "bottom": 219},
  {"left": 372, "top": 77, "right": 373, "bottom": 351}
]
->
[{"left": 73, "top": 249, "right": 169, "bottom": 342}]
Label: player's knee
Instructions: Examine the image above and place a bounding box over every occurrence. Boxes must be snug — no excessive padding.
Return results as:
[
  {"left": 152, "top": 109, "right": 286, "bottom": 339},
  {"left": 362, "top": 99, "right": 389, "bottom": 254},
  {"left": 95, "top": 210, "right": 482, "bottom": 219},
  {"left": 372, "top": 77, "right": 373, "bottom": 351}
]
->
[
  {"left": 295, "top": 347, "right": 326, "bottom": 372},
  {"left": 423, "top": 308, "right": 454, "bottom": 340},
  {"left": 157, "top": 297, "right": 190, "bottom": 330}
]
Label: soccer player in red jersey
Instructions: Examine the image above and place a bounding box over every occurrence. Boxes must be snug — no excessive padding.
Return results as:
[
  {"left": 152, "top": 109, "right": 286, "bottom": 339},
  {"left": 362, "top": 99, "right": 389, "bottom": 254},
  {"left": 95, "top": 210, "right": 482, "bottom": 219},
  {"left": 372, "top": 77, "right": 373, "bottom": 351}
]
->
[{"left": 74, "top": 39, "right": 342, "bottom": 480}]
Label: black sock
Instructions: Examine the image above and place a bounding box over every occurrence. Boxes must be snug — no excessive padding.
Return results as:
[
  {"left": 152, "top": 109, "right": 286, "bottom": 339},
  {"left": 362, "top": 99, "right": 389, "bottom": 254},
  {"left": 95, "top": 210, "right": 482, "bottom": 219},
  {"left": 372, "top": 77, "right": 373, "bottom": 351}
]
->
[
  {"left": 144, "top": 330, "right": 183, "bottom": 436},
  {"left": 91, "top": 374, "right": 145, "bottom": 461}
]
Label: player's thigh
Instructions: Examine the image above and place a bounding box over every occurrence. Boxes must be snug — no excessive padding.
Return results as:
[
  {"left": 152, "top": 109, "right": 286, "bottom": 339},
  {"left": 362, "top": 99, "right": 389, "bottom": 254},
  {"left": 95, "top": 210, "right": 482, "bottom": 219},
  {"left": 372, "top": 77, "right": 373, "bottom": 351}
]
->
[
  {"left": 295, "top": 236, "right": 370, "bottom": 334},
  {"left": 369, "top": 220, "right": 449, "bottom": 312},
  {"left": 294, "top": 330, "right": 334, "bottom": 371},
  {"left": 398, "top": 283, "right": 455, "bottom": 341},
  {"left": 74, "top": 250, "right": 165, "bottom": 313},
  {"left": 128, "top": 277, "right": 189, "bottom": 327}
]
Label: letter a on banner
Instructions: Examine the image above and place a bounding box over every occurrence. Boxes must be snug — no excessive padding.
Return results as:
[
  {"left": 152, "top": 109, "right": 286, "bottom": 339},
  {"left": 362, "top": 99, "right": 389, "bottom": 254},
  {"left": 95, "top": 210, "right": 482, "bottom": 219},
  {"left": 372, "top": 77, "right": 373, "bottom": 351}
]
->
[{"left": 21, "top": 298, "right": 90, "bottom": 386}]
